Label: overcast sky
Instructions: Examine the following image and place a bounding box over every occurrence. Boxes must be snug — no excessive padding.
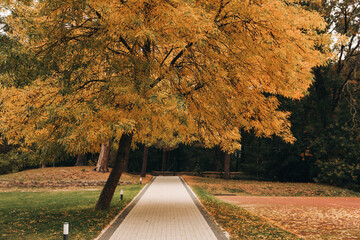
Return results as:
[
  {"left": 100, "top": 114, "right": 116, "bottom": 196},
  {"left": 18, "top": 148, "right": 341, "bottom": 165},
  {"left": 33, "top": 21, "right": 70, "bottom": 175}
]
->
[{"left": 0, "top": 9, "right": 10, "bottom": 34}]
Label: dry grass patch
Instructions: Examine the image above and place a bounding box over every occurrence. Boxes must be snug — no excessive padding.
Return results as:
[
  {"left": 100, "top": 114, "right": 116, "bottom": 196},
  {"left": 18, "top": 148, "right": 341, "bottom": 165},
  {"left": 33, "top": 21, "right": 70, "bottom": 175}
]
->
[
  {"left": 185, "top": 176, "right": 360, "bottom": 239},
  {"left": 191, "top": 186, "right": 301, "bottom": 239},
  {"left": 184, "top": 175, "right": 360, "bottom": 197},
  {"left": 0, "top": 166, "right": 152, "bottom": 191}
]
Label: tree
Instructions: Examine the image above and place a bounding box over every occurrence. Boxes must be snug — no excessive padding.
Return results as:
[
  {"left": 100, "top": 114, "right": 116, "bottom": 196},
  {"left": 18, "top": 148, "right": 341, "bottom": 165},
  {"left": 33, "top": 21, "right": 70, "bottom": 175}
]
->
[
  {"left": 323, "top": 0, "right": 360, "bottom": 114},
  {"left": 213, "top": 146, "right": 224, "bottom": 172},
  {"left": 236, "top": 0, "right": 360, "bottom": 186},
  {"left": 308, "top": 0, "right": 360, "bottom": 187},
  {"left": 94, "top": 141, "right": 111, "bottom": 172},
  {"left": 141, "top": 146, "right": 149, "bottom": 177},
  {"left": 75, "top": 154, "right": 86, "bottom": 166},
  {"left": 95, "top": 133, "right": 133, "bottom": 210},
  {"left": 224, "top": 152, "right": 230, "bottom": 180},
  {"left": 1, "top": 0, "right": 328, "bottom": 209}
]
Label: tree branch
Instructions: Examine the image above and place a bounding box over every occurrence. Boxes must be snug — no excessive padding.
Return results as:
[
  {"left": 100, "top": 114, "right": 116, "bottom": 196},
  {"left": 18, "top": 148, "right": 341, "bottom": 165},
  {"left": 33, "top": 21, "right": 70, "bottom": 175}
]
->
[
  {"left": 76, "top": 79, "right": 106, "bottom": 91},
  {"left": 119, "top": 35, "right": 132, "bottom": 53},
  {"left": 332, "top": 67, "right": 355, "bottom": 112},
  {"left": 214, "top": 0, "right": 231, "bottom": 23},
  {"left": 170, "top": 42, "right": 193, "bottom": 66},
  {"left": 160, "top": 47, "right": 174, "bottom": 67}
]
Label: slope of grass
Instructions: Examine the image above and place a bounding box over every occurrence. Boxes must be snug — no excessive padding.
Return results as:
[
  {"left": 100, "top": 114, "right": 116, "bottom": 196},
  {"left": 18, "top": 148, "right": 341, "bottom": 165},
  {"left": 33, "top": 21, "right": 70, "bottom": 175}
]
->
[
  {"left": 0, "top": 185, "right": 142, "bottom": 240},
  {"left": 192, "top": 186, "right": 301, "bottom": 240},
  {"left": 0, "top": 166, "right": 151, "bottom": 184},
  {"left": 185, "top": 176, "right": 360, "bottom": 197}
]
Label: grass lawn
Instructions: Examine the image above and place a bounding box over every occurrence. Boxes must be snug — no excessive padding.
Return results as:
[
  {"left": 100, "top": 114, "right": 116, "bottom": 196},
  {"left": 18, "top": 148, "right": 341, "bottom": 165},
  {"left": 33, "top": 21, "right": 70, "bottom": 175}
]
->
[{"left": 0, "top": 185, "right": 142, "bottom": 240}]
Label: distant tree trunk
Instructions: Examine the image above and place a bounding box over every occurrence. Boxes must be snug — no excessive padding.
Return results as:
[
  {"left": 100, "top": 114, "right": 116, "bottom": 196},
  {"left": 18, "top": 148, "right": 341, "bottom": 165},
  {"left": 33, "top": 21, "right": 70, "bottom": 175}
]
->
[
  {"left": 240, "top": 138, "right": 245, "bottom": 164},
  {"left": 162, "top": 150, "right": 167, "bottom": 172},
  {"left": 224, "top": 152, "right": 230, "bottom": 180},
  {"left": 95, "top": 133, "right": 133, "bottom": 210},
  {"left": 42, "top": 163, "right": 46, "bottom": 168},
  {"left": 94, "top": 140, "right": 111, "bottom": 173},
  {"left": 235, "top": 153, "right": 239, "bottom": 172},
  {"left": 235, "top": 148, "right": 241, "bottom": 172},
  {"left": 214, "top": 147, "right": 223, "bottom": 172},
  {"left": 141, "top": 146, "right": 149, "bottom": 177},
  {"left": 166, "top": 150, "right": 171, "bottom": 170},
  {"left": 75, "top": 154, "right": 86, "bottom": 166}
]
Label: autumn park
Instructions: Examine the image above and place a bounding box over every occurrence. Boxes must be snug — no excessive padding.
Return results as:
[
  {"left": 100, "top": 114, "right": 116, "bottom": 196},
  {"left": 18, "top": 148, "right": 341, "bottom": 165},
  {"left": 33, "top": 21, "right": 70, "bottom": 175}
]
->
[{"left": 0, "top": 0, "right": 359, "bottom": 239}]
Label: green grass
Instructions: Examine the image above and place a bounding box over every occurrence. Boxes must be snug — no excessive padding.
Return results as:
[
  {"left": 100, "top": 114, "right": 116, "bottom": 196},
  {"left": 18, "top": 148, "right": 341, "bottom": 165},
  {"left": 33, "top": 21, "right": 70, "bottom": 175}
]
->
[
  {"left": 193, "top": 186, "right": 302, "bottom": 240},
  {"left": 0, "top": 185, "right": 142, "bottom": 240}
]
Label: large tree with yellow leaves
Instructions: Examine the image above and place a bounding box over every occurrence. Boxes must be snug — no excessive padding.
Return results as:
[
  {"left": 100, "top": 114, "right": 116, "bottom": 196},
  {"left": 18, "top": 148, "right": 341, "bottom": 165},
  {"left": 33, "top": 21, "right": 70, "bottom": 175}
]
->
[{"left": 0, "top": 0, "right": 328, "bottom": 209}]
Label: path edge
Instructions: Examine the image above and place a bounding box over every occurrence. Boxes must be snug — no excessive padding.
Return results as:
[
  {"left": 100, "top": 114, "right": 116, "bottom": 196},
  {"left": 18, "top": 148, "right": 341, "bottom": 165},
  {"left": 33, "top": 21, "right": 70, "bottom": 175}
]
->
[
  {"left": 95, "top": 177, "right": 156, "bottom": 240},
  {"left": 179, "top": 176, "right": 230, "bottom": 240}
]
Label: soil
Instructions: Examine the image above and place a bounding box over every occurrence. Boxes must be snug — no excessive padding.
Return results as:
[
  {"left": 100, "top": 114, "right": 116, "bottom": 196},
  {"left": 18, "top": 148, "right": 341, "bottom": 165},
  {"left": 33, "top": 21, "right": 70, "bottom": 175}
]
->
[{"left": 217, "top": 195, "right": 360, "bottom": 239}]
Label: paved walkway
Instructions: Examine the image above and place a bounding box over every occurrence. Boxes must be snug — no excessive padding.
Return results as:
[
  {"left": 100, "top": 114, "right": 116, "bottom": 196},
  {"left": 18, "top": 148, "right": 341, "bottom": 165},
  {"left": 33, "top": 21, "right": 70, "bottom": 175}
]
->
[{"left": 98, "top": 176, "right": 227, "bottom": 240}]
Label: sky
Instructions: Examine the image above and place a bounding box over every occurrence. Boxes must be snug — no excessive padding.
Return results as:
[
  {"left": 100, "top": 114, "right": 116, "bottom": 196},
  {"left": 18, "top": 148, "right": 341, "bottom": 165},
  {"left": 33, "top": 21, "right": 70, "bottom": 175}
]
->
[{"left": 0, "top": 9, "right": 10, "bottom": 34}]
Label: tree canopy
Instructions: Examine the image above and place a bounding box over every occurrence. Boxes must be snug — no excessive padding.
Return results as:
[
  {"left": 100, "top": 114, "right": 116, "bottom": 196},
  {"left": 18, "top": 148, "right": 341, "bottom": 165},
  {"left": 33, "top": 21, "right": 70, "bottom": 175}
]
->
[{"left": 0, "top": 0, "right": 329, "bottom": 154}]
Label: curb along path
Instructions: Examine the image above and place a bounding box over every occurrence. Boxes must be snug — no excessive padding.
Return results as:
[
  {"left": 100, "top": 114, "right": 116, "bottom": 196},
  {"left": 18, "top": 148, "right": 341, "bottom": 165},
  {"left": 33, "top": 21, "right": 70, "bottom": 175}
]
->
[{"left": 98, "top": 176, "right": 228, "bottom": 240}]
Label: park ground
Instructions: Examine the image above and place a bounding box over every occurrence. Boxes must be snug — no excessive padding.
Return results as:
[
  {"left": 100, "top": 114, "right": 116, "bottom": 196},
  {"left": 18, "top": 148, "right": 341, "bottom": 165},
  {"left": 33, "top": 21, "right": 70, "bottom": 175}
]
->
[
  {"left": 0, "top": 167, "right": 359, "bottom": 239},
  {"left": 184, "top": 176, "right": 360, "bottom": 240}
]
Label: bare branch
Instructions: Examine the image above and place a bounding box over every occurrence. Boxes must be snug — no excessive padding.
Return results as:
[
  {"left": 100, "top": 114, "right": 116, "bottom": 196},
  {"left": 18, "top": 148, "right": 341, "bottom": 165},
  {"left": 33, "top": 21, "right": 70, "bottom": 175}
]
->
[
  {"left": 160, "top": 47, "right": 174, "bottom": 67},
  {"left": 119, "top": 35, "right": 132, "bottom": 53},
  {"left": 170, "top": 42, "right": 193, "bottom": 66}
]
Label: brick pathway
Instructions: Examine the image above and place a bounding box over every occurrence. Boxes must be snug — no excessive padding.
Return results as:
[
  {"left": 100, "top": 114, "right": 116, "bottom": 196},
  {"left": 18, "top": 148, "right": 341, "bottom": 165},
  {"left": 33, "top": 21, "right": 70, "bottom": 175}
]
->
[{"left": 98, "top": 176, "right": 227, "bottom": 240}]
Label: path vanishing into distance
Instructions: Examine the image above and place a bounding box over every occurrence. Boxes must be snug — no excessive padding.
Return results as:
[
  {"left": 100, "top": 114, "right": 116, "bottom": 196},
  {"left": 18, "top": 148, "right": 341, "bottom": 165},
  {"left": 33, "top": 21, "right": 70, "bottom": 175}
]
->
[{"left": 97, "top": 176, "right": 228, "bottom": 240}]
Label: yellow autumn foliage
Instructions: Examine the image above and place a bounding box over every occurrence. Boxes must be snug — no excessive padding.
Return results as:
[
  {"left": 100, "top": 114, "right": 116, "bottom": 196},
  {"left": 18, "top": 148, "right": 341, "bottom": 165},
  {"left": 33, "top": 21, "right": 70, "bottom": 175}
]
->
[{"left": 0, "top": 0, "right": 329, "bottom": 153}]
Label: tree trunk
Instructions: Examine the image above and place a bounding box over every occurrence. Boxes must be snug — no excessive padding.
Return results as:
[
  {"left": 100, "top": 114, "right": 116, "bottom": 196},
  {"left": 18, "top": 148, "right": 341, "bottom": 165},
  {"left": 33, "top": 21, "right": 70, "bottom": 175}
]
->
[
  {"left": 235, "top": 148, "right": 241, "bottom": 172},
  {"left": 123, "top": 149, "right": 129, "bottom": 173},
  {"left": 95, "top": 133, "right": 133, "bottom": 210},
  {"left": 224, "top": 152, "right": 230, "bottom": 180},
  {"left": 141, "top": 146, "right": 149, "bottom": 177},
  {"left": 166, "top": 150, "right": 170, "bottom": 170},
  {"left": 94, "top": 140, "right": 111, "bottom": 173},
  {"left": 214, "top": 146, "right": 223, "bottom": 172},
  {"left": 240, "top": 140, "right": 245, "bottom": 170},
  {"left": 75, "top": 154, "right": 86, "bottom": 166},
  {"left": 161, "top": 149, "right": 167, "bottom": 172}
]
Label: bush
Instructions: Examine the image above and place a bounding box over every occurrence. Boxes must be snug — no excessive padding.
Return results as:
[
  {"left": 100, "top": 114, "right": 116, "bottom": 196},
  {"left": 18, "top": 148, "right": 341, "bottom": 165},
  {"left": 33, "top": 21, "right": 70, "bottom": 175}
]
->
[
  {"left": 0, "top": 149, "right": 40, "bottom": 174},
  {"left": 314, "top": 158, "right": 360, "bottom": 189}
]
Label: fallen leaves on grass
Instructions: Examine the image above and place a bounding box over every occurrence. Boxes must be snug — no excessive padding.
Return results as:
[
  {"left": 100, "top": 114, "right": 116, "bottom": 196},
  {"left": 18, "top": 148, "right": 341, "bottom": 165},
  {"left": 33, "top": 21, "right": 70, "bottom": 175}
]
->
[
  {"left": 184, "top": 176, "right": 360, "bottom": 197},
  {"left": 241, "top": 205, "right": 360, "bottom": 239},
  {"left": 191, "top": 186, "right": 301, "bottom": 240},
  {"left": 0, "top": 166, "right": 152, "bottom": 191}
]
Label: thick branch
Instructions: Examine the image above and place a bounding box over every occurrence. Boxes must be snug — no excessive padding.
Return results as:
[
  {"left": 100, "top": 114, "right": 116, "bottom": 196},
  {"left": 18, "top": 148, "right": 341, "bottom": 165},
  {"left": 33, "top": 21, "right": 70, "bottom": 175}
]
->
[
  {"left": 332, "top": 67, "right": 355, "bottom": 112},
  {"left": 77, "top": 79, "right": 106, "bottom": 91},
  {"left": 214, "top": 0, "right": 231, "bottom": 22},
  {"left": 170, "top": 42, "right": 193, "bottom": 66},
  {"left": 150, "top": 44, "right": 193, "bottom": 88},
  {"left": 160, "top": 48, "right": 174, "bottom": 67},
  {"left": 181, "top": 83, "right": 205, "bottom": 97},
  {"left": 107, "top": 46, "right": 130, "bottom": 56},
  {"left": 119, "top": 35, "right": 132, "bottom": 53}
]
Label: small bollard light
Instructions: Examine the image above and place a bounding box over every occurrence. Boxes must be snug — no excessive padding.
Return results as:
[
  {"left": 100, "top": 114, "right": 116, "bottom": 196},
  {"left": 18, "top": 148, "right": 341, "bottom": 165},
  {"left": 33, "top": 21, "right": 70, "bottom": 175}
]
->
[
  {"left": 63, "top": 222, "right": 69, "bottom": 240},
  {"left": 140, "top": 177, "right": 142, "bottom": 184},
  {"left": 120, "top": 189, "right": 123, "bottom": 200}
]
